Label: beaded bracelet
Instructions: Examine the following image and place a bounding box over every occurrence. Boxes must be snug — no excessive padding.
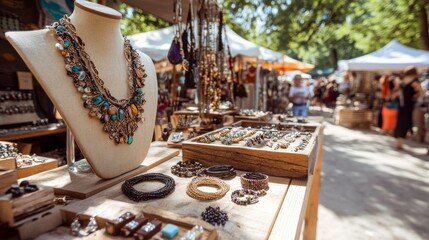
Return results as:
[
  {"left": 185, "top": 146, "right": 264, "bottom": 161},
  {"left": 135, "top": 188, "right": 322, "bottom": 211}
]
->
[
  {"left": 240, "top": 172, "right": 269, "bottom": 191},
  {"left": 171, "top": 160, "right": 203, "bottom": 177},
  {"left": 200, "top": 165, "right": 236, "bottom": 180},
  {"left": 121, "top": 173, "right": 175, "bottom": 202},
  {"left": 186, "top": 176, "right": 230, "bottom": 201}
]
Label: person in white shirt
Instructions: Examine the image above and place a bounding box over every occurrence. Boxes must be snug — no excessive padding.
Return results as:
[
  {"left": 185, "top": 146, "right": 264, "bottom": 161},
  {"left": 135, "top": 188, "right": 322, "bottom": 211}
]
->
[{"left": 289, "top": 74, "right": 311, "bottom": 117}]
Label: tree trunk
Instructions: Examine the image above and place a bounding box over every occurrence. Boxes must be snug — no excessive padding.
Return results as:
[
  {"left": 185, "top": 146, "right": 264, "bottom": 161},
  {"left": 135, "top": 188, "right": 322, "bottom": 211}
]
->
[
  {"left": 329, "top": 48, "right": 338, "bottom": 70},
  {"left": 419, "top": 4, "right": 429, "bottom": 50}
]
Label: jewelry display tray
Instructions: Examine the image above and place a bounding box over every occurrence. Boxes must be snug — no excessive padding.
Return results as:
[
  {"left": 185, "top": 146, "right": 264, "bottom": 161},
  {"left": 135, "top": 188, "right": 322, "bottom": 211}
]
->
[
  {"left": 182, "top": 121, "right": 321, "bottom": 178},
  {"left": 61, "top": 198, "right": 218, "bottom": 240}
]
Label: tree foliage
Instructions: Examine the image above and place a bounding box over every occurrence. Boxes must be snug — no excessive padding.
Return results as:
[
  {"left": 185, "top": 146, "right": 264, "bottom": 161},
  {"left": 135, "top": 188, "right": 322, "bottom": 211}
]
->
[
  {"left": 119, "top": 3, "right": 171, "bottom": 36},
  {"left": 223, "top": 0, "right": 429, "bottom": 69}
]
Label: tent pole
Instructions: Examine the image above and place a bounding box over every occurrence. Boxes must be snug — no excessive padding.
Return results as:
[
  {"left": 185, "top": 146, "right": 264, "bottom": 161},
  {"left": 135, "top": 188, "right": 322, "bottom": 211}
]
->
[{"left": 255, "top": 58, "right": 260, "bottom": 110}]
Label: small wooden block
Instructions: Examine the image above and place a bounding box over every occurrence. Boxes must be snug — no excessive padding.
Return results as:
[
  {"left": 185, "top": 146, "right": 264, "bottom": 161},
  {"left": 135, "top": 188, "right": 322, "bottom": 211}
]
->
[{"left": 17, "top": 157, "right": 58, "bottom": 179}]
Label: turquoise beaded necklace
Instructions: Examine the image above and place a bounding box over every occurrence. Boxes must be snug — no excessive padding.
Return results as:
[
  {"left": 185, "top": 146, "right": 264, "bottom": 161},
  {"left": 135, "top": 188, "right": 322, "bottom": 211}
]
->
[{"left": 48, "top": 16, "right": 147, "bottom": 145}]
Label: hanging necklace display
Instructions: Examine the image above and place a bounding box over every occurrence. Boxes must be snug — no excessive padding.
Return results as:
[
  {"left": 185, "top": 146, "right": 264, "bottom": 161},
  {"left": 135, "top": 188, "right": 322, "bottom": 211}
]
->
[
  {"left": 183, "top": 2, "right": 197, "bottom": 88},
  {"left": 47, "top": 16, "right": 147, "bottom": 145},
  {"left": 168, "top": 0, "right": 189, "bottom": 71},
  {"left": 224, "top": 22, "right": 235, "bottom": 103}
]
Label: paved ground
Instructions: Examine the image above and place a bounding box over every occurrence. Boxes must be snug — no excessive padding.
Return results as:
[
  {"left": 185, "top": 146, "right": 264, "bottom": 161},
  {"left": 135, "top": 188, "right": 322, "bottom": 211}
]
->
[{"left": 316, "top": 113, "right": 429, "bottom": 240}]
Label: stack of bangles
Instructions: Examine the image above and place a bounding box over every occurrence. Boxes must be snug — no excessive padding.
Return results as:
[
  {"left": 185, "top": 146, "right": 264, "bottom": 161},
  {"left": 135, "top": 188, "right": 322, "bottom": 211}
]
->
[
  {"left": 231, "top": 188, "right": 267, "bottom": 205},
  {"left": 240, "top": 172, "right": 269, "bottom": 191},
  {"left": 171, "top": 161, "right": 203, "bottom": 177},
  {"left": 200, "top": 165, "right": 236, "bottom": 180},
  {"left": 186, "top": 176, "right": 230, "bottom": 201}
]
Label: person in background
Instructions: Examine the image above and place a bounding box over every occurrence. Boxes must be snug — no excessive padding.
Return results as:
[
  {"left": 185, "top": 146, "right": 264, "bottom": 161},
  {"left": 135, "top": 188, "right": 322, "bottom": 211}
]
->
[
  {"left": 380, "top": 75, "right": 399, "bottom": 134},
  {"left": 323, "top": 77, "right": 339, "bottom": 108},
  {"left": 393, "top": 66, "right": 424, "bottom": 150},
  {"left": 312, "top": 76, "right": 326, "bottom": 109},
  {"left": 289, "top": 74, "right": 310, "bottom": 117}
]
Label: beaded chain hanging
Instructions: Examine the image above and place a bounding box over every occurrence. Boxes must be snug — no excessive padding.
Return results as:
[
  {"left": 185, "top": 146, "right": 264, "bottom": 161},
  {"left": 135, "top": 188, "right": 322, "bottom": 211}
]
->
[{"left": 47, "top": 16, "right": 147, "bottom": 145}]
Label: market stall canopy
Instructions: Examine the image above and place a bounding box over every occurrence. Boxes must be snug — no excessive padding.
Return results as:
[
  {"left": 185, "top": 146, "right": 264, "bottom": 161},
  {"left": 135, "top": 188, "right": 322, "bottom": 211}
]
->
[
  {"left": 338, "top": 40, "right": 429, "bottom": 71},
  {"left": 128, "top": 25, "right": 283, "bottom": 62},
  {"left": 262, "top": 55, "right": 315, "bottom": 72}
]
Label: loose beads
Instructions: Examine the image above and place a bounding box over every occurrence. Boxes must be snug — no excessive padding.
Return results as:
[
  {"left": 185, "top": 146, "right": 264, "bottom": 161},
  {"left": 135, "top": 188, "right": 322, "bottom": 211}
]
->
[{"left": 201, "top": 206, "right": 228, "bottom": 226}]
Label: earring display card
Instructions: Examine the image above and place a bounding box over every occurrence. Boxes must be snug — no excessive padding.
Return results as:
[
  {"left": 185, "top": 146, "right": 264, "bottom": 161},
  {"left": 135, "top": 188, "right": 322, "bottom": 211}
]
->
[{"left": 182, "top": 121, "right": 322, "bottom": 178}]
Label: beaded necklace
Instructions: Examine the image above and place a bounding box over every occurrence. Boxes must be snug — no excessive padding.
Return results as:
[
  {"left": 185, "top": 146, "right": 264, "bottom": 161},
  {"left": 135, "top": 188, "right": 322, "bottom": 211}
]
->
[{"left": 47, "top": 15, "right": 146, "bottom": 145}]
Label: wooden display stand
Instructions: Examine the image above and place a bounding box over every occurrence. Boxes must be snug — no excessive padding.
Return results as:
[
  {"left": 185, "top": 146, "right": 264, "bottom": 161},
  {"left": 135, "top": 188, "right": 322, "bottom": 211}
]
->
[
  {"left": 17, "top": 157, "right": 58, "bottom": 179},
  {"left": 336, "top": 107, "right": 372, "bottom": 129},
  {"left": 182, "top": 122, "right": 321, "bottom": 178},
  {"left": 22, "top": 142, "right": 180, "bottom": 199},
  {"left": 61, "top": 199, "right": 217, "bottom": 240}
]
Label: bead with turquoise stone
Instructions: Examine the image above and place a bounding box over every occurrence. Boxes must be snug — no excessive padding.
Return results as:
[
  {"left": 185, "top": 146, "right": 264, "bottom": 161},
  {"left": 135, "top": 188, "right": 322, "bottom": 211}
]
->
[
  {"left": 135, "top": 97, "right": 143, "bottom": 104},
  {"left": 101, "top": 102, "right": 109, "bottom": 112},
  {"left": 72, "top": 66, "right": 81, "bottom": 73},
  {"left": 78, "top": 71, "right": 86, "bottom": 80},
  {"left": 118, "top": 109, "right": 125, "bottom": 120},
  {"left": 110, "top": 115, "right": 118, "bottom": 121},
  {"left": 92, "top": 96, "right": 103, "bottom": 105},
  {"left": 136, "top": 88, "right": 143, "bottom": 95},
  {"left": 127, "top": 136, "right": 133, "bottom": 144},
  {"left": 63, "top": 40, "right": 70, "bottom": 48},
  {"left": 56, "top": 26, "right": 66, "bottom": 33}
]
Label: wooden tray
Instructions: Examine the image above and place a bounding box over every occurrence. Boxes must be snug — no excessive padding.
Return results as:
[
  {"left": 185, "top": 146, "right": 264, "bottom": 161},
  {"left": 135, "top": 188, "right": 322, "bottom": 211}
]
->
[
  {"left": 0, "top": 167, "right": 17, "bottom": 195},
  {"left": 0, "top": 187, "right": 54, "bottom": 226},
  {"left": 0, "top": 157, "right": 16, "bottom": 169},
  {"left": 61, "top": 198, "right": 218, "bottom": 240},
  {"left": 17, "top": 157, "right": 58, "bottom": 179},
  {"left": 182, "top": 122, "right": 321, "bottom": 178}
]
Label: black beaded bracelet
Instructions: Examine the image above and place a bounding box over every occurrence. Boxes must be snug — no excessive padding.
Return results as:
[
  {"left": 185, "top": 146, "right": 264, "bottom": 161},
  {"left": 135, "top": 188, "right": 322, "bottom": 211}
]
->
[
  {"left": 201, "top": 165, "right": 236, "bottom": 180},
  {"left": 121, "top": 173, "right": 175, "bottom": 202},
  {"left": 240, "top": 172, "right": 269, "bottom": 191}
]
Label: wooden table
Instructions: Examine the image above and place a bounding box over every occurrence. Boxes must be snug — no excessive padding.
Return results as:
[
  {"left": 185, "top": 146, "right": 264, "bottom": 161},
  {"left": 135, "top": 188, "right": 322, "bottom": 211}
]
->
[{"left": 19, "top": 136, "right": 324, "bottom": 240}]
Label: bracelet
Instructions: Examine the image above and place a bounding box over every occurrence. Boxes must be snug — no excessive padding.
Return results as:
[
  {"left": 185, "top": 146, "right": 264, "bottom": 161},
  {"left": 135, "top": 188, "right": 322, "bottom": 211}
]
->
[
  {"left": 201, "top": 165, "right": 236, "bottom": 180},
  {"left": 240, "top": 172, "right": 269, "bottom": 191},
  {"left": 231, "top": 188, "right": 266, "bottom": 205},
  {"left": 186, "top": 176, "right": 229, "bottom": 201},
  {"left": 121, "top": 173, "right": 175, "bottom": 202},
  {"left": 171, "top": 160, "right": 203, "bottom": 177}
]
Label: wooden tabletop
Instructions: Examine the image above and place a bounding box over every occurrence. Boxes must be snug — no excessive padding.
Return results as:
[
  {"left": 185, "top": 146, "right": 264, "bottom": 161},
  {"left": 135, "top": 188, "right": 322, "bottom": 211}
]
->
[{"left": 24, "top": 137, "right": 324, "bottom": 240}]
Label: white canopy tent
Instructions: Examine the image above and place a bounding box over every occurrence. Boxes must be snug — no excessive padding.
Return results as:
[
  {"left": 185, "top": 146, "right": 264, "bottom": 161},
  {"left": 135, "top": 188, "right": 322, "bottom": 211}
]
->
[
  {"left": 128, "top": 25, "right": 283, "bottom": 62},
  {"left": 339, "top": 40, "right": 429, "bottom": 71}
]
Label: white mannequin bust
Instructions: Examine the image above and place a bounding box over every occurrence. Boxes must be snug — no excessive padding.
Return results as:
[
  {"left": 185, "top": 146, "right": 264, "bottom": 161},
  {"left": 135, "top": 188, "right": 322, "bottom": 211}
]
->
[{"left": 6, "top": 0, "right": 157, "bottom": 179}]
